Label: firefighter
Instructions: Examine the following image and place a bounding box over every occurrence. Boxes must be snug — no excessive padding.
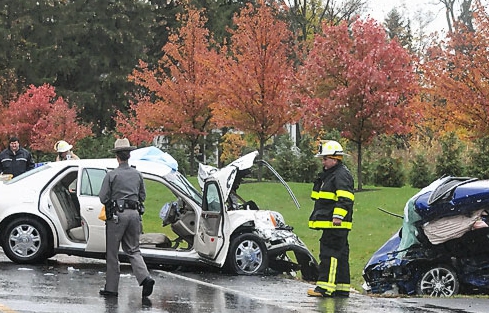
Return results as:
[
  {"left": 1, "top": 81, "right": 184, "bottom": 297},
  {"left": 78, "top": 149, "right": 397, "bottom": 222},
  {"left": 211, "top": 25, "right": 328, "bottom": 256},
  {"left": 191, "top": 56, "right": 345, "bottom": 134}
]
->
[
  {"left": 54, "top": 140, "right": 79, "bottom": 161},
  {"left": 307, "top": 140, "right": 355, "bottom": 298}
]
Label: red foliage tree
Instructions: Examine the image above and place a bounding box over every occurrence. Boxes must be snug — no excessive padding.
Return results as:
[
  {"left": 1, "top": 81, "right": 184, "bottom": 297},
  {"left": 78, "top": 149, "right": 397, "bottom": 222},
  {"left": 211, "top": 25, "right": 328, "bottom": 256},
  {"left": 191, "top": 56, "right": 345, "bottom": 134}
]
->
[
  {"left": 121, "top": 7, "right": 219, "bottom": 173},
  {"left": 211, "top": 1, "right": 301, "bottom": 165},
  {"left": 0, "top": 84, "right": 93, "bottom": 152},
  {"left": 298, "top": 18, "right": 418, "bottom": 190}
]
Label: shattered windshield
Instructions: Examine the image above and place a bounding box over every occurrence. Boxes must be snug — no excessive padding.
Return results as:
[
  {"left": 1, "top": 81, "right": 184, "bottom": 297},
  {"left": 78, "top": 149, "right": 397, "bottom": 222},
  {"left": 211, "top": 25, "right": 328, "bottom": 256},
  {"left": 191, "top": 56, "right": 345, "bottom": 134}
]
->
[
  {"left": 397, "top": 178, "right": 445, "bottom": 257},
  {"left": 163, "top": 171, "right": 202, "bottom": 206}
]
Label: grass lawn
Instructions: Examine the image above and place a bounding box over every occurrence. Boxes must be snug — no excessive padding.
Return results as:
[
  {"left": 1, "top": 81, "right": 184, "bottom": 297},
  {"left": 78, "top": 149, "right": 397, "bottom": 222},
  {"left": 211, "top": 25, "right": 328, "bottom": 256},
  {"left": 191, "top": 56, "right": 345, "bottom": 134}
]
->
[{"left": 142, "top": 177, "right": 419, "bottom": 292}]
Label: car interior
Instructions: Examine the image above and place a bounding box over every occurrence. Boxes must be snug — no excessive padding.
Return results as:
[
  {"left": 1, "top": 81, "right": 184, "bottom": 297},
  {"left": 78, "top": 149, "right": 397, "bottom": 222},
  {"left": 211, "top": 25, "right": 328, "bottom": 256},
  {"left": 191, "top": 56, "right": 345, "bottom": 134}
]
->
[{"left": 49, "top": 171, "right": 85, "bottom": 241}]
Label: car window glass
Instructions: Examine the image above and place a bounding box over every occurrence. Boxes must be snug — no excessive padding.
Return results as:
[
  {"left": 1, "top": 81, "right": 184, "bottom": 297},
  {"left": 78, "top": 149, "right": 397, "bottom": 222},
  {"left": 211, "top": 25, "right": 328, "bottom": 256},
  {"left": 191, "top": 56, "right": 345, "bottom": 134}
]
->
[
  {"left": 80, "top": 168, "right": 107, "bottom": 196},
  {"left": 163, "top": 171, "right": 202, "bottom": 206},
  {"left": 204, "top": 182, "right": 222, "bottom": 212}
]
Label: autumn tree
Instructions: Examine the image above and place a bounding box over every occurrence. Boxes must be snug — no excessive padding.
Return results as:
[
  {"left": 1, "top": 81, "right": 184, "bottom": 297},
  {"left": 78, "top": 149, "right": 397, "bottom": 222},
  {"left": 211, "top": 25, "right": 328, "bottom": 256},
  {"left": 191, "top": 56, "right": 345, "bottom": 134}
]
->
[
  {"left": 212, "top": 1, "right": 301, "bottom": 168},
  {"left": 121, "top": 7, "right": 219, "bottom": 174},
  {"left": 420, "top": 4, "right": 489, "bottom": 140},
  {"left": 298, "top": 18, "right": 418, "bottom": 190},
  {"left": 0, "top": 84, "right": 93, "bottom": 152}
]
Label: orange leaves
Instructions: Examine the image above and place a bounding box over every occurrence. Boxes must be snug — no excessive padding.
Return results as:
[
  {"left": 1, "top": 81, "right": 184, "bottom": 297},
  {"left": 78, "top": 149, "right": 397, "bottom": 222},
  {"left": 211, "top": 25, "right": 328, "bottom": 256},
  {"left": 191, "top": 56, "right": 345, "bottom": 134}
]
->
[
  {"left": 213, "top": 1, "right": 301, "bottom": 147},
  {"left": 420, "top": 5, "right": 489, "bottom": 139},
  {"left": 123, "top": 7, "right": 218, "bottom": 143}
]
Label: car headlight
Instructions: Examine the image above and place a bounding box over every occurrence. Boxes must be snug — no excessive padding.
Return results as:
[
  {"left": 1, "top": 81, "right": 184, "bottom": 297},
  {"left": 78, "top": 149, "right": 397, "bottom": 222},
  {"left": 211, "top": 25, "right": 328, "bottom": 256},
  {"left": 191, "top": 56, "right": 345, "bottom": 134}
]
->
[{"left": 270, "top": 212, "right": 286, "bottom": 228}]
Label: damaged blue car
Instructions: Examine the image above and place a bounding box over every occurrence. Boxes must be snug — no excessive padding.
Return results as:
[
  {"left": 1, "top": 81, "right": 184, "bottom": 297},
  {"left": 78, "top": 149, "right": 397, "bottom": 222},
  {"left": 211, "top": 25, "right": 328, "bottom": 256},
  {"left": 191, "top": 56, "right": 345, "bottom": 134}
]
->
[{"left": 363, "top": 176, "right": 489, "bottom": 297}]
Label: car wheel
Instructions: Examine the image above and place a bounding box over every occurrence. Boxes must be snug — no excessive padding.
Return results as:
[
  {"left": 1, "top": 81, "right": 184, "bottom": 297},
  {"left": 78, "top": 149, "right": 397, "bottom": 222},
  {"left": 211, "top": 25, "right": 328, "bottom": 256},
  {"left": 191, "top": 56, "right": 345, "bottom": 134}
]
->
[
  {"left": 227, "top": 233, "right": 268, "bottom": 275},
  {"left": 416, "top": 265, "right": 459, "bottom": 297},
  {"left": 2, "top": 217, "right": 51, "bottom": 264}
]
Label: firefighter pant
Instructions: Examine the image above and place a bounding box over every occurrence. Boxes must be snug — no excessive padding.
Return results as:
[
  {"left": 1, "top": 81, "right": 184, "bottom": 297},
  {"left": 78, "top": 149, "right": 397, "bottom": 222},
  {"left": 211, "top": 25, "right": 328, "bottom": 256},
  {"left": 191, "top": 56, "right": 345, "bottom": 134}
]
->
[{"left": 316, "top": 228, "right": 350, "bottom": 295}]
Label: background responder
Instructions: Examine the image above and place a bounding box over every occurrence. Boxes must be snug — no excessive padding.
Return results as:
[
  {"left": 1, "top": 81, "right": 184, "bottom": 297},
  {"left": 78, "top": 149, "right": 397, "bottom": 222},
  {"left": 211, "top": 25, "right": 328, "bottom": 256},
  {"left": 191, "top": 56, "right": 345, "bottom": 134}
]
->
[
  {"left": 54, "top": 140, "right": 80, "bottom": 161},
  {"left": 307, "top": 140, "right": 355, "bottom": 298},
  {"left": 0, "top": 136, "right": 35, "bottom": 177}
]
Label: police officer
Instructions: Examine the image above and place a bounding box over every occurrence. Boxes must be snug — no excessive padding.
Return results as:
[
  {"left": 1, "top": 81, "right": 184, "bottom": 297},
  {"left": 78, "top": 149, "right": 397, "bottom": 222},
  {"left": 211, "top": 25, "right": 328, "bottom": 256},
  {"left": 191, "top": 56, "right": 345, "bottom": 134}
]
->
[
  {"left": 307, "top": 140, "right": 354, "bottom": 298},
  {"left": 0, "top": 137, "right": 35, "bottom": 177},
  {"left": 98, "top": 138, "right": 155, "bottom": 298}
]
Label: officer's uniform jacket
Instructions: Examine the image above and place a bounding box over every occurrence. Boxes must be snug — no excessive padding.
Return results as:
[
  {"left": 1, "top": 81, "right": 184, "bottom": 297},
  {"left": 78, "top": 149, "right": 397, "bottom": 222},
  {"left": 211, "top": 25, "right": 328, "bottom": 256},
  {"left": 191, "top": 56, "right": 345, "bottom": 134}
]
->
[
  {"left": 99, "top": 162, "right": 146, "bottom": 207},
  {"left": 309, "top": 163, "right": 354, "bottom": 230},
  {"left": 0, "top": 147, "right": 35, "bottom": 177}
]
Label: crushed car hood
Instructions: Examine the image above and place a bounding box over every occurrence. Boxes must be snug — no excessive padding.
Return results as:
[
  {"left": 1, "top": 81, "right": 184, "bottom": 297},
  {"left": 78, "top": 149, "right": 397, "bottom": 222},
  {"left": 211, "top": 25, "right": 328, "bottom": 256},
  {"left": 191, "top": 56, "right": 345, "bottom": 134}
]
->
[{"left": 198, "top": 151, "right": 258, "bottom": 201}]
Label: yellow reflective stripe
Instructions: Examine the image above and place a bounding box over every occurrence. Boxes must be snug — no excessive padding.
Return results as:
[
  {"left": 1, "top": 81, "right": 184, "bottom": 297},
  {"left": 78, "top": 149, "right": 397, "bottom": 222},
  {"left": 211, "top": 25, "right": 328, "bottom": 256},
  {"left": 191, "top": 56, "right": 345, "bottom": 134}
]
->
[
  {"left": 310, "top": 191, "right": 319, "bottom": 199},
  {"left": 317, "top": 191, "right": 337, "bottom": 200},
  {"left": 333, "top": 207, "right": 348, "bottom": 218},
  {"left": 337, "top": 189, "right": 354, "bottom": 201},
  {"left": 312, "top": 190, "right": 354, "bottom": 201},
  {"left": 329, "top": 257, "right": 337, "bottom": 284},
  {"left": 336, "top": 283, "right": 350, "bottom": 292},
  {"left": 316, "top": 282, "right": 336, "bottom": 293},
  {"left": 316, "top": 257, "right": 338, "bottom": 293},
  {"left": 309, "top": 221, "right": 352, "bottom": 229}
]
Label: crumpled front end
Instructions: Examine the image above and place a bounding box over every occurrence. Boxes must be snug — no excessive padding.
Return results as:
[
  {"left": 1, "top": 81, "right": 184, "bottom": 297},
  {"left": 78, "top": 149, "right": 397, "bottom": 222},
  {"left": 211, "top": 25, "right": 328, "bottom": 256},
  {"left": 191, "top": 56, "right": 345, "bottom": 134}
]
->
[
  {"left": 363, "top": 254, "right": 419, "bottom": 295},
  {"left": 253, "top": 210, "right": 319, "bottom": 281}
]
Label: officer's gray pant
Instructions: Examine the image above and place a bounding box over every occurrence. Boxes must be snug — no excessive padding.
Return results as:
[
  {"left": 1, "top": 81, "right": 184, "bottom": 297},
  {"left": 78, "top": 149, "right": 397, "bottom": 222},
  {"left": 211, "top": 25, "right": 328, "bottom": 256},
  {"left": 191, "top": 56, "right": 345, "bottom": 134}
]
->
[{"left": 104, "top": 209, "right": 149, "bottom": 292}]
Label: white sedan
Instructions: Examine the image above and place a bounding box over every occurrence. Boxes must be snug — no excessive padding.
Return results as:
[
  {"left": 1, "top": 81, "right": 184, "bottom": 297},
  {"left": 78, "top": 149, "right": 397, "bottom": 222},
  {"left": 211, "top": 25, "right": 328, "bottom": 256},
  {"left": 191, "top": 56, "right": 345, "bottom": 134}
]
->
[{"left": 0, "top": 147, "right": 318, "bottom": 280}]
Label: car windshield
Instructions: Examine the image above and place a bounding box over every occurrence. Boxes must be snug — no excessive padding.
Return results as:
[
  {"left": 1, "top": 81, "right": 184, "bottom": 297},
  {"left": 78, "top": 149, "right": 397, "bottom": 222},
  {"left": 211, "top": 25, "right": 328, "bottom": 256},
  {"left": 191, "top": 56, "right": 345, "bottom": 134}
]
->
[
  {"left": 3, "top": 164, "right": 51, "bottom": 184},
  {"left": 163, "top": 171, "right": 202, "bottom": 206}
]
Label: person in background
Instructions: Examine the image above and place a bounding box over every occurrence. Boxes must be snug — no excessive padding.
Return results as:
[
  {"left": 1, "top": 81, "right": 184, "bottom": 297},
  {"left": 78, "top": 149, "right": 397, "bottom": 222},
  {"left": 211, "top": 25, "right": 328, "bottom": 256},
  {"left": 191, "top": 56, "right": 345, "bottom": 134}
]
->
[
  {"left": 0, "top": 137, "right": 35, "bottom": 177},
  {"left": 307, "top": 140, "right": 355, "bottom": 298},
  {"left": 98, "top": 138, "right": 155, "bottom": 299},
  {"left": 54, "top": 140, "right": 80, "bottom": 161}
]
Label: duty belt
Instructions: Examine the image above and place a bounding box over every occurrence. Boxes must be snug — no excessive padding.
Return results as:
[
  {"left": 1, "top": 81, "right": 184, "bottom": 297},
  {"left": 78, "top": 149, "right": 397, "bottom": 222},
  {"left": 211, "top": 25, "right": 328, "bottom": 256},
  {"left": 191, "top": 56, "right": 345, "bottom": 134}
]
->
[{"left": 114, "top": 199, "right": 139, "bottom": 212}]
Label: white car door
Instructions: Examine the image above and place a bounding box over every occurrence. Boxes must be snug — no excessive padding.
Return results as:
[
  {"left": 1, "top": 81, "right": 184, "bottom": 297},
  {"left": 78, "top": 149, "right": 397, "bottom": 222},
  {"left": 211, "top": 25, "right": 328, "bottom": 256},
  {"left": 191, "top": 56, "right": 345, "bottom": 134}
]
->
[
  {"left": 77, "top": 167, "right": 107, "bottom": 252},
  {"left": 193, "top": 178, "right": 228, "bottom": 263}
]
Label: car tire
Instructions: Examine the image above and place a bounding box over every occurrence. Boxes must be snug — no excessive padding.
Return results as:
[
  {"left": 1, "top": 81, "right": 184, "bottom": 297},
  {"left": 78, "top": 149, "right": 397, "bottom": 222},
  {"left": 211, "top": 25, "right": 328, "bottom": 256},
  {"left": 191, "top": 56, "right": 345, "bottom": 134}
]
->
[
  {"left": 416, "top": 264, "right": 459, "bottom": 297},
  {"left": 2, "top": 217, "right": 51, "bottom": 264},
  {"left": 227, "top": 233, "right": 268, "bottom": 275}
]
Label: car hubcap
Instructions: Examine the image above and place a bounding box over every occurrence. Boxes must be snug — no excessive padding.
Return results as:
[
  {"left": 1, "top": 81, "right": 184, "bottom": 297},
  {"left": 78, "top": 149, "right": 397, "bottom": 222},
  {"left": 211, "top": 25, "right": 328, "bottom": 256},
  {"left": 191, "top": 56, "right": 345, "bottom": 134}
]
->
[
  {"left": 420, "top": 268, "right": 456, "bottom": 297},
  {"left": 9, "top": 224, "right": 41, "bottom": 258},
  {"left": 235, "top": 239, "right": 263, "bottom": 274}
]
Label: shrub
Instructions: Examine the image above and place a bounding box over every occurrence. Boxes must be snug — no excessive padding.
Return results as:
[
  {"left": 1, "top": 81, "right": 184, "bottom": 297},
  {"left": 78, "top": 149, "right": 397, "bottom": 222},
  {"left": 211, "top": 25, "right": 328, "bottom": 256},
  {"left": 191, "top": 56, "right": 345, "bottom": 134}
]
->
[
  {"left": 373, "top": 156, "right": 405, "bottom": 187},
  {"left": 467, "top": 137, "right": 489, "bottom": 179},
  {"left": 267, "top": 135, "right": 320, "bottom": 183},
  {"left": 409, "top": 154, "right": 434, "bottom": 188},
  {"left": 435, "top": 132, "right": 465, "bottom": 177}
]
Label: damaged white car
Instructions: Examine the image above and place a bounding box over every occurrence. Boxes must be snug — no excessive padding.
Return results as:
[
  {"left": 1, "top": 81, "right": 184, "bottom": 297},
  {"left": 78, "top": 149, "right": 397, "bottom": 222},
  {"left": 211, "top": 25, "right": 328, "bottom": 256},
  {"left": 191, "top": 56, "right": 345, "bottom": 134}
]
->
[{"left": 0, "top": 147, "right": 318, "bottom": 280}]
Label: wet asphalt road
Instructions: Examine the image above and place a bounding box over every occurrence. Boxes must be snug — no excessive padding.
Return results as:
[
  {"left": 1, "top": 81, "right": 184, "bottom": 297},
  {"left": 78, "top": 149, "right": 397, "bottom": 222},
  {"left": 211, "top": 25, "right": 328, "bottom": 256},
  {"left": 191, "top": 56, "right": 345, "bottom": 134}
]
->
[{"left": 0, "top": 250, "right": 488, "bottom": 313}]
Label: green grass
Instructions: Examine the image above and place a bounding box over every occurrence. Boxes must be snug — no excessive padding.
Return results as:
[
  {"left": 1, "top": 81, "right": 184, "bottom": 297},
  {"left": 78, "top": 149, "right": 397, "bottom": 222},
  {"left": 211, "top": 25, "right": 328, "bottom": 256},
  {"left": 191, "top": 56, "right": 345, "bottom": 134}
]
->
[{"left": 142, "top": 177, "right": 419, "bottom": 291}]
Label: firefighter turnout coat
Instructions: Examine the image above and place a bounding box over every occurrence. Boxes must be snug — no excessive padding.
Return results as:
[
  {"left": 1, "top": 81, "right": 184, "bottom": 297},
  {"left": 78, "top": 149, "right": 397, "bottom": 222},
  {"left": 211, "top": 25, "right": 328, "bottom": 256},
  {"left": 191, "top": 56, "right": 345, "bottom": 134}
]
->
[{"left": 309, "top": 163, "right": 354, "bottom": 230}]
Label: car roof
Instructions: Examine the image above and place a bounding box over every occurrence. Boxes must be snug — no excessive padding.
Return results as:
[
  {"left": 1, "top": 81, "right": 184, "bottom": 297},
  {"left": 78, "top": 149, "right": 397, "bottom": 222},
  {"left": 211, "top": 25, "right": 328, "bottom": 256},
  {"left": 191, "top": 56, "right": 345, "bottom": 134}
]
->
[{"left": 41, "top": 158, "right": 174, "bottom": 177}]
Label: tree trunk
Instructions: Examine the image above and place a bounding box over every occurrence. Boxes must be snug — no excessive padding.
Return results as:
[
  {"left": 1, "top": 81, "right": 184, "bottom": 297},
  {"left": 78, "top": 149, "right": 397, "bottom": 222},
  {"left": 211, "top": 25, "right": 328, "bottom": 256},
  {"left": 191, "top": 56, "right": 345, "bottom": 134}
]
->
[
  {"left": 356, "top": 141, "right": 363, "bottom": 191},
  {"left": 258, "top": 138, "right": 265, "bottom": 182}
]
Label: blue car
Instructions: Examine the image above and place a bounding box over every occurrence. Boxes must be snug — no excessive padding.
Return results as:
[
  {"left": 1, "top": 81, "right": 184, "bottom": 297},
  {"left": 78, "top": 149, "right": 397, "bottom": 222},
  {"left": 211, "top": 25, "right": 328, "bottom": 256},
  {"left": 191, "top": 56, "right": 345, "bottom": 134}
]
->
[{"left": 363, "top": 176, "right": 489, "bottom": 297}]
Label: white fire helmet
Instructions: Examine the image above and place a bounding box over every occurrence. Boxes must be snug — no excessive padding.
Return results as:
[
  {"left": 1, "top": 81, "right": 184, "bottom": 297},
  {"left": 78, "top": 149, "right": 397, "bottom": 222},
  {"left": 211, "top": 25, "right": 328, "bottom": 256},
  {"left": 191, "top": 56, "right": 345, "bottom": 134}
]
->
[
  {"left": 315, "top": 140, "right": 348, "bottom": 159},
  {"left": 54, "top": 140, "right": 73, "bottom": 153}
]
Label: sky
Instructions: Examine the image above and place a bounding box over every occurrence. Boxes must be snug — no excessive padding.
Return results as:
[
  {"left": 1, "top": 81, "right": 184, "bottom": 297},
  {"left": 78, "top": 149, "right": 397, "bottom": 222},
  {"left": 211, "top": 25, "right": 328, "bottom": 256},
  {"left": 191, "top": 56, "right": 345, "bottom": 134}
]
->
[{"left": 363, "top": 0, "right": 450, "bottom": 34}]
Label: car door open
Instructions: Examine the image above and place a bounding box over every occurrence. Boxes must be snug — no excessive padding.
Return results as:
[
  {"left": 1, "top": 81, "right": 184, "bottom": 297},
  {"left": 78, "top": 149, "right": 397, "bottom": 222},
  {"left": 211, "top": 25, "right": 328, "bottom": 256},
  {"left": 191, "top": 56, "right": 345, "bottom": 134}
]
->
[{"left": 193, "top": 180, "right": 226, "bottom": 261}]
